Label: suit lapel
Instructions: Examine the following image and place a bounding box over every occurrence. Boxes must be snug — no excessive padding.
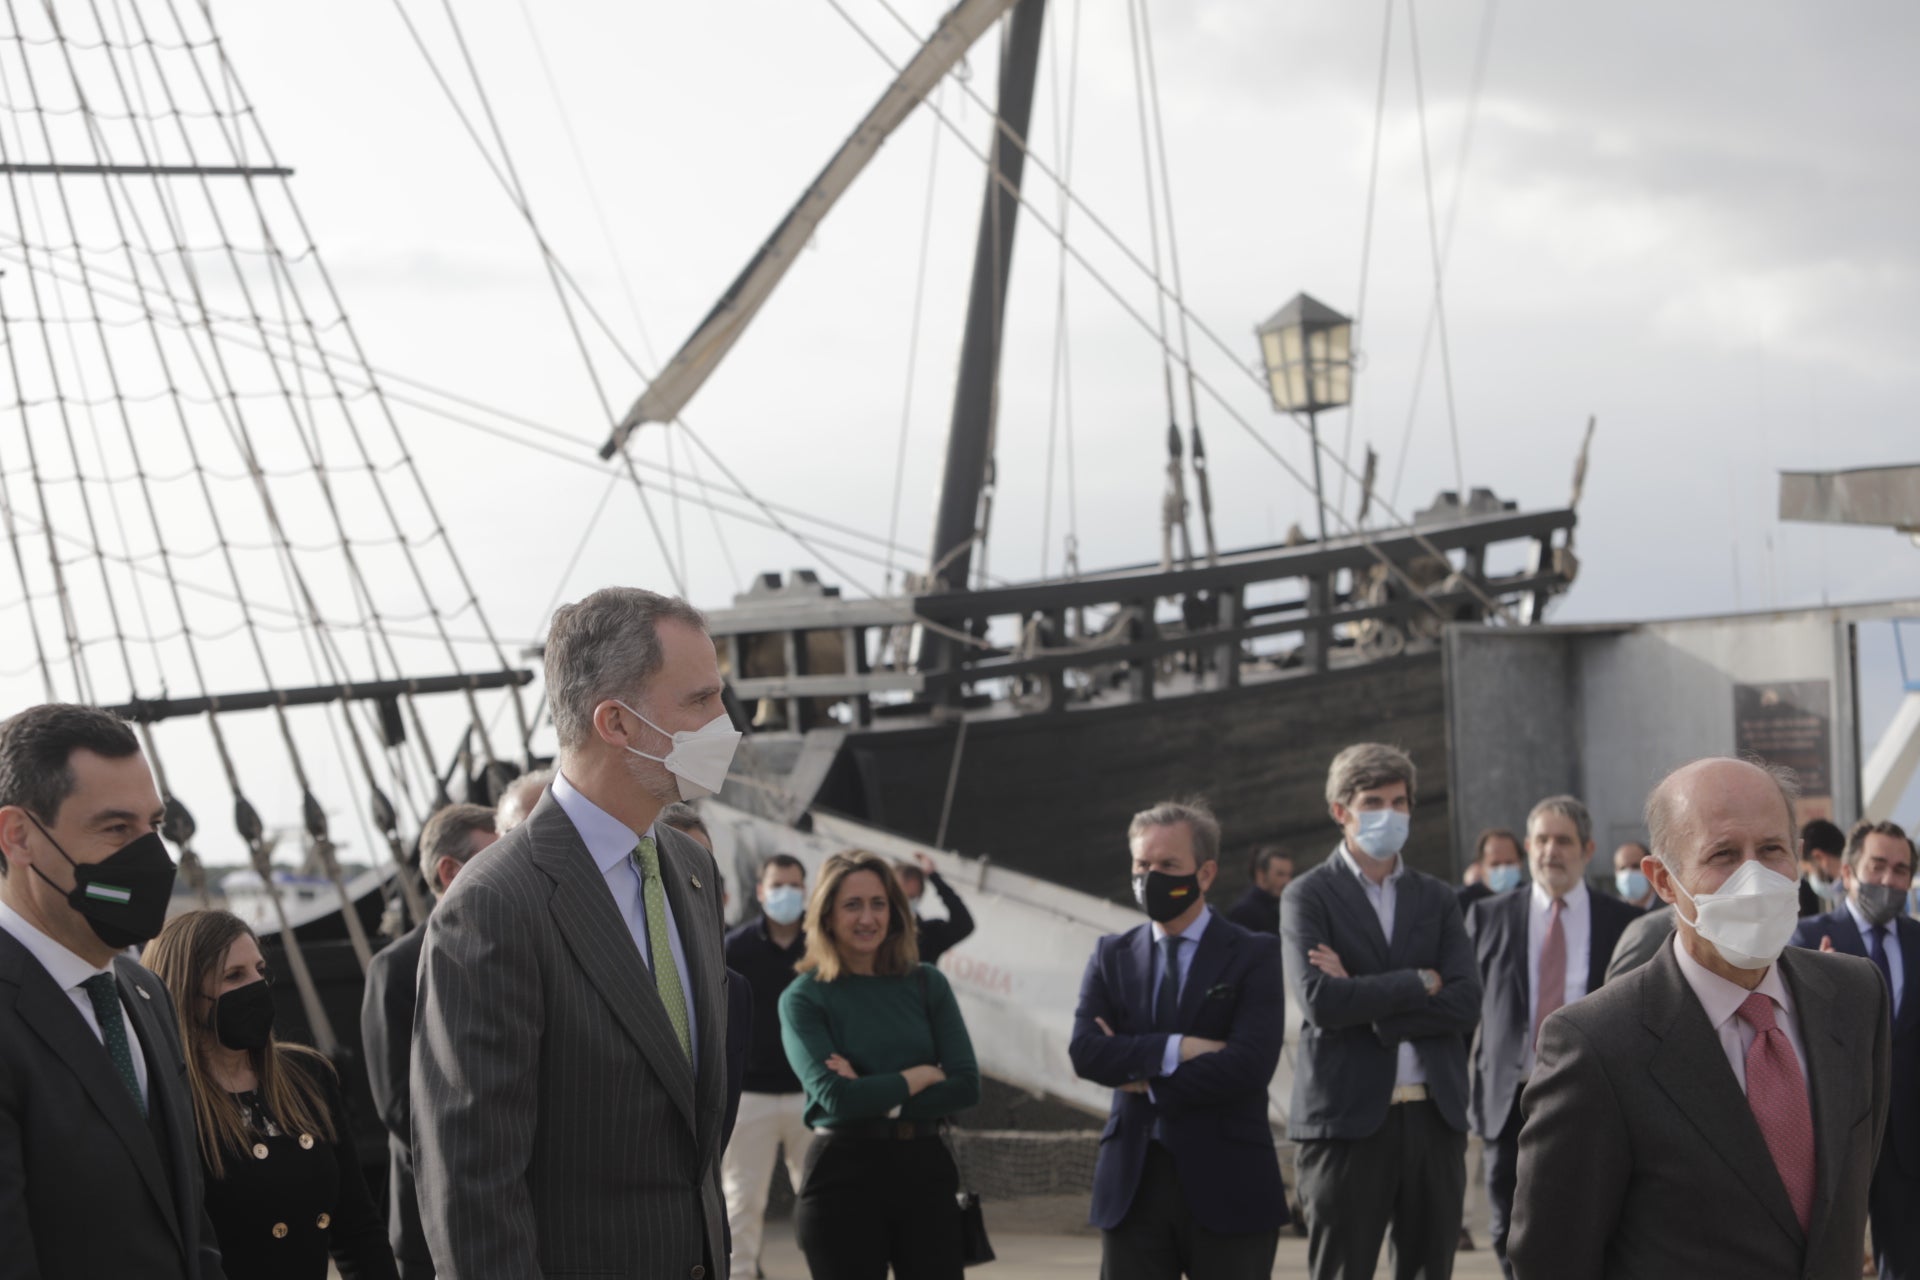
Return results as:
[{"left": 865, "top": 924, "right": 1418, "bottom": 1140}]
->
[
  {"left": 1779, "top": 949, "right": 1855, "bottom": 1245},
  {"left": 1824, "top": 909, "right": 1866, "bottom": 956},
  {"left": 654, "top": 825, "right": 726, "bottom": 1160},
  {"left": 1897, "top": 918, "right": 1920, "bottom": 1032},
  {"left": 6, "top": 939, "right": 181, "bottom": 1251},
  {"left": 1642, "top": 945, "right": 1805, "bottom": 1248},
  {"left": 1322, "top": 859, "right": 1391, "bottom": 967},
  {"left": 115, "top": 961, "right": 193, "bottom": 1252},
  {"left": 531, "top": 804, "right": 699, "bottom": 1134},
  {"left": 1129, "top": 926, "right": 1157, "bottom": 1026},
  {"left": 1503, "top": 890, "right": 1530, "bottom": 1011},
  {"left": 1176, "top": 920, "right": 1234, "bottom": 1027}
]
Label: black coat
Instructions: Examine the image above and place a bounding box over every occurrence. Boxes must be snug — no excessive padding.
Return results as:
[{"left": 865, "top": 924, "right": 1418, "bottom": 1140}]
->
[{"left": 360, "top": 921, "right": 432, "bottom": 1274}]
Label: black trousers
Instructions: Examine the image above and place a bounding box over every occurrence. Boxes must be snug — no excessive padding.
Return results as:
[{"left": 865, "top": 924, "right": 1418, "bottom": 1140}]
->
[
  {"left": 1870, "top": 1159, "right": 1920, "bottom": 1280},
  {"left": 1100, "top": 1142, "right": 1279, "bottom": 1280},
  {"left": 793, "top": 1132, "right": 962, "bottom": 1280},
  {"left": 1296, "top": 1100, "right": 1467, "bottom": 1280},
  {"left": 1484, "top": 1095, "right": 1524, "bottom": 1280}
]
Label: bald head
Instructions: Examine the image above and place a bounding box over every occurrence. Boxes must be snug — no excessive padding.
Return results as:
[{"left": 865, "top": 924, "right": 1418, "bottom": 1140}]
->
[{"left": 1645, "top": 757, "right": 1798, "bottom": 882}]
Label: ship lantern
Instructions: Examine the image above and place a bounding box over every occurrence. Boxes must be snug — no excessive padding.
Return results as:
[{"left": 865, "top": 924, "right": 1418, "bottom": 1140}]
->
[{"left": 1255, "top": 292, "right": 1353, "bottom": 415}]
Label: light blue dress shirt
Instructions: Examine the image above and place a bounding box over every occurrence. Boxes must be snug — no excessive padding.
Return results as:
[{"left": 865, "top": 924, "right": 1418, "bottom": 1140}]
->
[
  {"left": 1846, "top": 895, "right": 1905, "bottom": 1016},
  {"left": 552, "top": 770, "right": 699, "bottom": 1067},
  {"left": 1151, "top": 905, "right": 1212, "bottom": 1078}
]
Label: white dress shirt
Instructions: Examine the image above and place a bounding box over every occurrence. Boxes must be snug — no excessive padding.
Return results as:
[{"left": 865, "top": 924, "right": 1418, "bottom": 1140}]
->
[
  {"left": 552, "top": 771, "right": 699, "bottom": 1066},
  {"left": 1671, "top": 933, "right": 1811, "bottom": 1108},
  {"left": 0, "top": 897, "right": 150, "bottom": 1102},
  {"left": 1524, "top": 879, "right": 1592, "bottom": 1073},
  {"left": 1845, "top": 896, "right": 1905, "bottom": 1016},
  {"left": 1150, "top": 905, "right": 1212, "bottom": 1077},
  {"left": 1336, "top": 841, "right": 1426, "bottom": 1087}
]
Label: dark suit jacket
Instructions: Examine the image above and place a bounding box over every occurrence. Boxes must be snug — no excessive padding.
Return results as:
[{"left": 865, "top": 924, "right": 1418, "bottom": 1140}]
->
[
  {"left": 360, "top": 920, "right": 432, "bottom": 1275},
  {"left": 1225, "top": 885, "right": 1281, "bottom": 935},
  {"left": 413, "top": 793, "right": 731, "bottom": 1279},
  {"left": 1281, "top": 856, "right": 1482, "bottom": 1140},
  {"left": 1457, "top": 881, "right": 1494, "bottom": 913},
  {"left": 0, "top": 933, "right": 225, "bottom": 1280},
  {"left": 1790, "top": 907, "right": 1920, "bottom": 1179},
  {"left": 1510, "top": 941, "right": 1891, "bottom": 1280},
  {"left": 1465, "top": 885, "right": 1641, "bottom": 1138},
  {"left": 723, "top": 966, "right": 750, "bottom": 1149},
  {"left": 1603, "top": 905, "right": 1677, "bottom": 983},
  {"left": 914, "top": 872, "right": 975, "bottom": 965},
  {"left": 1069, "top": 916, "right": 1287, "bottom": 1235}
]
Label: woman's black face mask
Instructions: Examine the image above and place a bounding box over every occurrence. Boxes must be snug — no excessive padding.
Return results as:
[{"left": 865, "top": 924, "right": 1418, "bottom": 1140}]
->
[
  {"left": 212, "top": 978, "right": 277, "bottom": 1052},
  {"left": 24, "top": 813, "right": 177, "bottom": 950}
]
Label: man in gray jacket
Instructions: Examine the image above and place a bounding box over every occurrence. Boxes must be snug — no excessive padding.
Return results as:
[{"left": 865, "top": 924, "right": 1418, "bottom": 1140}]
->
[
  {"left": 1281, "top": 742, "right": 1482, "bottom": 1280},
  {"left": 413, "top": 587, "right": 736, "bottom": 1279}
]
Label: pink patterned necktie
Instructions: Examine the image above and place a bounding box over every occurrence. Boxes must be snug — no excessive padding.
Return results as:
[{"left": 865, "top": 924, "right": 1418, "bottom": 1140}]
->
[
  {"left": 1533, "top": 898, "right": 1567, "bottom": 1047},
  {"left": 1735, "top": 992, "right": 1815, "bottom": 1231}
]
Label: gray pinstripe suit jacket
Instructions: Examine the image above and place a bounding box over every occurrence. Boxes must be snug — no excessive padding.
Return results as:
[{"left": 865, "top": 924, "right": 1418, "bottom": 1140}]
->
[{"left": 412, "top": 790, "right": 729, "bottom": 1280}]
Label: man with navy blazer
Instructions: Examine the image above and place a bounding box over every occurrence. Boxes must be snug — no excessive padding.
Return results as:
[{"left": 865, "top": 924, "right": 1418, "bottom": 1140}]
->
[
  {"left": 1282, "top": 742, "right": 1482, "bottom": 1280},
  {"left": 1789, "top": 818, "right": 1919, "bottom": 1280},
  {"left": 1070, "top": 800, "right": 1287, "bottom": 1280},
  {"left": 1466, "top": 795, "right": 1640, "bottom": 1278}
]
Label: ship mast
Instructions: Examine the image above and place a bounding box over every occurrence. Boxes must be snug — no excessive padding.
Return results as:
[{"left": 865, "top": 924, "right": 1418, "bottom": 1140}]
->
[{"left": 921, "top": 0, "right": 1048, "bottom": 672}]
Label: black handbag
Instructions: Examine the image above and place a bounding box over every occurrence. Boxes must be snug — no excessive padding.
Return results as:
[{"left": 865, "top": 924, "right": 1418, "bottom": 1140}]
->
[{"left": 917, "top": 968, "right": 995, "bottom": 1267}]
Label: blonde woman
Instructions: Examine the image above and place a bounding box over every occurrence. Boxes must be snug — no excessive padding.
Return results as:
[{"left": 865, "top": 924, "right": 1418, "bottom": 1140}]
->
[
  {"left": 779, "top": 850, "right": 980, "bottom": 1279},
  {"left": 145, "top": 909, "right": 395, "bottom": 1280}
]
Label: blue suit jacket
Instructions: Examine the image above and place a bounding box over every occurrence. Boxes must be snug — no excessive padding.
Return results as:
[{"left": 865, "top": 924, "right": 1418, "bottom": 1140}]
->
[
  {"left": 1069, "top": 916, "right": 1287, "bottom": 1235},
  {"left": 1789, "top": 907, "right": 1920, "bottom": 1178}
]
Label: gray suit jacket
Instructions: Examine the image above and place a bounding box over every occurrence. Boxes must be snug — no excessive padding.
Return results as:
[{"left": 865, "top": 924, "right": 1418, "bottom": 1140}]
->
[
  {"left": 1602, "top": 905, "right": 1677, "bottom": 984},
  {"left": 412, "top": 792, "right": 730, "bottom": 1279},
  {"left": 1281, "top": 856, "right": 1482, "bottom": 1141},
  {"left": 0, "top": 935, "right": 225, "bottom": 1280},
  {"left": 1509, "top": 940, "right": 1891, "bottom": 1280}
]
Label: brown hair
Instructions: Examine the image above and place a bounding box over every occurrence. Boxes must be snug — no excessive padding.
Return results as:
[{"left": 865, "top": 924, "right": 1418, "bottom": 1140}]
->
[
  {"left": 1326, "top": 742, "right": 1417, "bottom": 809},
  {"left": 1846, "top": 819, "right": 1916, "bottom": 872},
  {"left": 143, "top": 910, "right": 335, "bottom": 1177},
  {"left": 795, "top": 850, "right": 919, "bottom": 981},
  {"left": 1475, "top": 827, "right": 1522, "bottom": 862}
]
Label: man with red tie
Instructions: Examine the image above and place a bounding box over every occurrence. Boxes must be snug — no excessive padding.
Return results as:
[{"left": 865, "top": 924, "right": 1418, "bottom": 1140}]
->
[
  {"left": 1466, "top": 796, "right": 1639, "bottom": 1278},
  {"left": 1509, "top": 758, "right": 1890, "bottom": 1280}
]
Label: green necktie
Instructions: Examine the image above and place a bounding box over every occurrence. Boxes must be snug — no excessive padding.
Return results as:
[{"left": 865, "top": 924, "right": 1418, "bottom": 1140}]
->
[
  {"left": 633, "top": 837, "right": 692, "bottom": 1061},
  {"left": 81, "top": 973, "right": 146, "bottom": 1117}
]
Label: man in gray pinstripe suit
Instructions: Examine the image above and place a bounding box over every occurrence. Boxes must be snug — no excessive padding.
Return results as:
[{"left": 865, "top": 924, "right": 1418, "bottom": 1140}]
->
[{"left": 414, "top": 587, "right": 739, "bottom": 1280}]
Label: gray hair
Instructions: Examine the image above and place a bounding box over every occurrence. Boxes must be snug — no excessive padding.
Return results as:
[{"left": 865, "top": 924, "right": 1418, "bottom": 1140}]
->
[
  {"left": 494, "top": 767, "right": 554, "bottom": 834},
  {"left": 1325, "top": 742, "right": 1417, "bottom": 810},
  {"left": 1527, "top": 794, "right": 1593, "bottom": 847},
  {"left": 418, "top": 803, "right": 496, "bottom": 893},
  {"left": 1128, "top": 799, "right": 1221, "bottom": 868},
  {"left": 545, "top": 588, "right": 707, "bottom": 752},
  {"left": 658, "top": 802, "right": 708, "bottom": 839},
  {"left": 1645, "top": 756, "right": 1799, "bottom": 871}
]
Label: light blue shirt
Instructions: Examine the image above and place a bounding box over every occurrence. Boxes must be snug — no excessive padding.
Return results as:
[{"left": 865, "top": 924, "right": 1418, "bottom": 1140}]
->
[
  {"left": 1846, "top": 896, "right": 1905, "bottom": 1017},
  {"left": 1151, "top": 905, "right": 1212, "bottom": 1078},
  {"left": 552, "top": 770, "right": 699, "bottom": 1067}
]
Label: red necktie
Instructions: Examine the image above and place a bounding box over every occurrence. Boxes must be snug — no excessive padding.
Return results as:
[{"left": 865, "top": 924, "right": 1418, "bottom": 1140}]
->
[
  {"left": 1533, "top": 898, "right": 1567, "bottom": 1047},
  {"left": 1736, "top": 992, "right": 1815, "bottom": 1231}
]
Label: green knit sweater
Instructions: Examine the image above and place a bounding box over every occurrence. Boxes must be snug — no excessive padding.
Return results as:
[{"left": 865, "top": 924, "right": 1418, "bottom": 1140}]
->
[{"left": 778, "top": 964, "right": 981, "bottom": 1129}]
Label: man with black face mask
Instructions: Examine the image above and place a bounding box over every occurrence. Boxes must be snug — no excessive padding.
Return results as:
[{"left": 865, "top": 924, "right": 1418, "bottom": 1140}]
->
[
  {"left": 1069, "top": 800, "right": 1288, "bottom": 1279},
  {"left": 0, "top": 702, "right": 226, "bottom": 1280}
]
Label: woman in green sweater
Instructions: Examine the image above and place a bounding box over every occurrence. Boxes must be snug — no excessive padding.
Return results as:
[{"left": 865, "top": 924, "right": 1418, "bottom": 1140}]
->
[{"left": 779, "top": 849, "right": 981, "bottom": 1279}]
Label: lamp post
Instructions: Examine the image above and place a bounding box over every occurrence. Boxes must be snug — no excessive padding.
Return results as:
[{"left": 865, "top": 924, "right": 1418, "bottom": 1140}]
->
[{"left": 1254, "top": 292, "right": 1353, "bottom": 546}]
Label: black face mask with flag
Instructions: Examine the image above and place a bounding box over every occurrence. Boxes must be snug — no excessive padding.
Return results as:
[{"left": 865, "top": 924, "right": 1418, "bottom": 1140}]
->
[
  {"left": 1133, "top": 868, "right": 1203, "bottom": 924},
  {"left": 26, "top": 814, "right": 177, "bottom": 950}
]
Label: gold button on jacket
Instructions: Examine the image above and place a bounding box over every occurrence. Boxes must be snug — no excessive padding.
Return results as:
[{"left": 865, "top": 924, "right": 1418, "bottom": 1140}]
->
[{"left": 271, "top": 1223, "right": 288, "bottom": 1240}]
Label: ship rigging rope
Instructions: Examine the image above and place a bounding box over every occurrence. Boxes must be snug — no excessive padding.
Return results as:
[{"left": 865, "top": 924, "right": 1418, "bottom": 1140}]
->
[
  {"left": 1400, "top": 0, "right": 1466, "bottom": 504},
  {"left": 884, "top": 81, "right": 946, "bottom": 594},
  {"left": 824, "top": 0, "right": 1519, "bottom": 626},
  {"left": 1037, "top": 0, "right": 1080, "bottom": 580},
  {"left": 1123, "top": 0, "right": 1177, "bottom": 446},
  {"left": 1338, "top": 0, "right": 1395, "bottom": 517}
]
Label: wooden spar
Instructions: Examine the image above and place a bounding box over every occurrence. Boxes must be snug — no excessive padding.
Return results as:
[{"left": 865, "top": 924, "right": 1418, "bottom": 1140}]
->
[{"left": 599, "top": 0, "right": 1019, "bottom": 457}]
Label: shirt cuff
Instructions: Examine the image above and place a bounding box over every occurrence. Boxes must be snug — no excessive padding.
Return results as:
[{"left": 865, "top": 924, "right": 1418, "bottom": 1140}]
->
[{"left": 1158, "top": 1034, "right": 1183, "bottom": 1077}]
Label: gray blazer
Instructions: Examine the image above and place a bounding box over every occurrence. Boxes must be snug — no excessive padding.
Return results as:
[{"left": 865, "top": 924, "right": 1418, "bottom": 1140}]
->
[
  {"left": 412, "top": 792, "right": 730, "bottom": 1279},
  {"left": 1602, "top": 905, "right": 1677, "bottom": 984},
  {"left": 0, "top": 935, "right": 225, "bottom": 1280},
  {"left": 1280, "top": 856, "right": 1482, "bottom": 1141},
  {"left": 1509, "top": 940, "right": 1891, "bottom": 1280}
]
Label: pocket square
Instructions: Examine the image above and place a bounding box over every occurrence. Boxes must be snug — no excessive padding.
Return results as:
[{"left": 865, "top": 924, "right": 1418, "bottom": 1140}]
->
[{"left": 1204, "top": 982, "right": 1237, "bottom": 1001}]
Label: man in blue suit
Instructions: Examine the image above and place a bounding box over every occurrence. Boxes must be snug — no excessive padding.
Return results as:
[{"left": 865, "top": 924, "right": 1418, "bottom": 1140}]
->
[
  {"left": 1789, "top": 818, "right": 1918, "bottom": 1280},
  {"left": 1070, "top": 800, "right": 1287, "bottom": 1280}
]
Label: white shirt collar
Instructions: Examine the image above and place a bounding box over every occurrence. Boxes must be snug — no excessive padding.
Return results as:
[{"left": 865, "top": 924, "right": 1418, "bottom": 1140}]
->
[
  {"left": 1152, "top": 904, "right": 1213, "bottom": 946},
  {"left": 1336, "top": 840, "right": 1403, "bottom": 886},
  {"left": 551, "top": 770, "right": 653, "bottom": 875},
  {"left": 1530, "top": 878, "right": 1590, "bottom": 914},
  {"left": 0, "top": 897, "right": 113, "bottom": 992},
  {"left": 1671, "top": 930, "right": 1795, "bottom": 1033}
]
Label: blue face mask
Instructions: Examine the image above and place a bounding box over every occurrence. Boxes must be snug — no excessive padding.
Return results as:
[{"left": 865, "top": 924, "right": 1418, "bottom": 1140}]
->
[
  {"left": 762, "top": 884, "right": 806, "bottom": 926},
  {"left": 1349, "top": 809, "right": 1410, "bottom": 859},
  {"left": 1615, "top": 868, "right": 1649, "bottom": 901},
  {"left": 1485, "top": 863, "right": 1524, "bottom": 895}
]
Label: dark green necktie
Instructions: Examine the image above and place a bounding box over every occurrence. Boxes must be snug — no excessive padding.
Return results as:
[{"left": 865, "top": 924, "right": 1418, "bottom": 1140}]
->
[
  {"left": 633, "top": 837, "right": 692, "bottom": 1060},
  {"left": 81, "top": 973, "right": 146, "bottom": 1117},
  {"left": 1155, "top": 935, "right": 1185, "bottom": 1031}
]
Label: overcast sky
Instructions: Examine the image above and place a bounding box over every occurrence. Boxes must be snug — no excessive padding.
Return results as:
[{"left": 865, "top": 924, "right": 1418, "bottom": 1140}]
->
[{"left": 2, "top": 0, "right": 1915, "bottom": 846}]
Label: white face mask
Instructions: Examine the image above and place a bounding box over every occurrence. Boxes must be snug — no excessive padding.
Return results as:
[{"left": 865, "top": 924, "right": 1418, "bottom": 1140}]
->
[
  {"left": 1670, "top": 858, "right": 1801, "bottom": 971},
  {"left": 616, "top": 700, "right": 741, "bottom": 801}
]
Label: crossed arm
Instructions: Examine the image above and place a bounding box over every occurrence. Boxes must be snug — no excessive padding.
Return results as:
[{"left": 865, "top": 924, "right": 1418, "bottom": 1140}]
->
[{"left": 1281, "top": 882, "right": 1480, "bottom": 1041}]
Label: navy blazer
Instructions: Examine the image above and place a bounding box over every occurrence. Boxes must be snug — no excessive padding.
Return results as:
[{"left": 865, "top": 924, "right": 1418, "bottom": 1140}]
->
[
  {"left": 1790, "top": 907, "right": 1920, "bottom": 1178},
  {"left": 1281, "top": 856, "right": 1481, "bottom": 1141},
  {"left": 1069, "top": 915, "right": 1287, "bottom": 1236},
  {"left": 1465, "top": 885, "right": 1642, "bottom": 1139}
]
